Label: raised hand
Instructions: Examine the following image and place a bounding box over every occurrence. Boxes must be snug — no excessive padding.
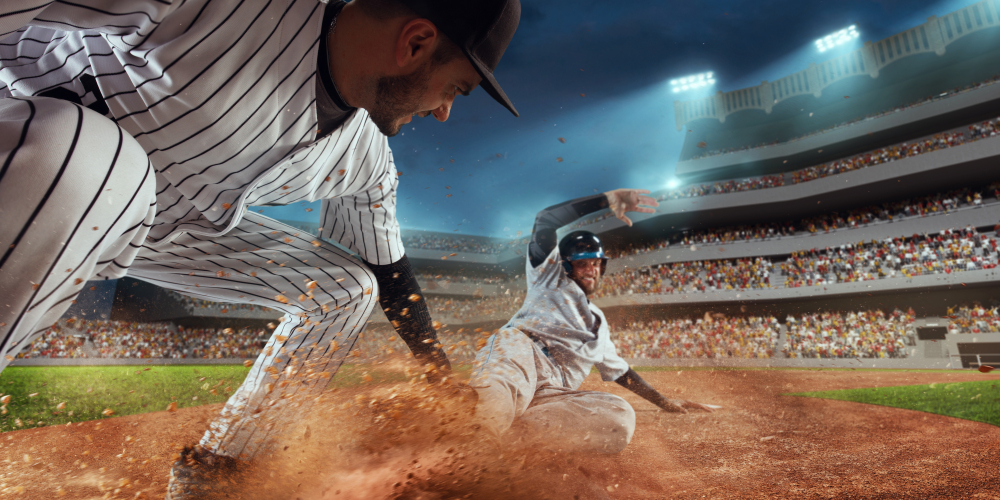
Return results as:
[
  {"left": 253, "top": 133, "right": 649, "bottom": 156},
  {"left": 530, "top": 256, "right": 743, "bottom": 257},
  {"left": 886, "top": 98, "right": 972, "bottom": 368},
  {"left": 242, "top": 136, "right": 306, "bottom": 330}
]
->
[{"left": 604, "top": 188, "right": 659, "bottom": 227}]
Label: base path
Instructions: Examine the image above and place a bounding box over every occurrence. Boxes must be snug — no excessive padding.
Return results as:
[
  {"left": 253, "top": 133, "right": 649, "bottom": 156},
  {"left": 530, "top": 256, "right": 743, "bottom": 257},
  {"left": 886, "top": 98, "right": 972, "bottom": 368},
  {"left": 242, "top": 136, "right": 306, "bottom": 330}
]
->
[{"left": 1, "top": 369, "right": 998, "bottom": 499}]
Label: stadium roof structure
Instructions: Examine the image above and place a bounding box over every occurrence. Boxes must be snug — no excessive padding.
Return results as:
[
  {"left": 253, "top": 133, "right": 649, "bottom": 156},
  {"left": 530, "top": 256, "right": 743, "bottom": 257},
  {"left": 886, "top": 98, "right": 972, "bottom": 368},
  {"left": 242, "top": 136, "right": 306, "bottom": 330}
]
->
[{"left": 673, "top": 1, "right": 1000, "bottom": 180}]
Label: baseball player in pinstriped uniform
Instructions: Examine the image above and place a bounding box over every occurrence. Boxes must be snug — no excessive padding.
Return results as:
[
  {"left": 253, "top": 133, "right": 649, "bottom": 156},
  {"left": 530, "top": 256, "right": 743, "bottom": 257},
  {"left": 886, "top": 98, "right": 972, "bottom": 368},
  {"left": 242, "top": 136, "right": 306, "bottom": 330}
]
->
[
  {"left": 470, "top": 189, "right": 718, "bottom": 455},
  {"left": 0, "top": 0, "right": 520, "bottom": 496}
]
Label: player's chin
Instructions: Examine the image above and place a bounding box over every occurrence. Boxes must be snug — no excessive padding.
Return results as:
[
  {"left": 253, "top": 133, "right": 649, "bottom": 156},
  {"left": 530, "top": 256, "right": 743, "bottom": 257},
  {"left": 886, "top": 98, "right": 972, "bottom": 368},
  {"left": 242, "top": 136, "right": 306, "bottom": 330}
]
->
[
  {"left": 371, "top": 116, "right": 406, "bottom": 137},
  {"left": 580, "top": 279, "right": 599, "bottom": 296}
]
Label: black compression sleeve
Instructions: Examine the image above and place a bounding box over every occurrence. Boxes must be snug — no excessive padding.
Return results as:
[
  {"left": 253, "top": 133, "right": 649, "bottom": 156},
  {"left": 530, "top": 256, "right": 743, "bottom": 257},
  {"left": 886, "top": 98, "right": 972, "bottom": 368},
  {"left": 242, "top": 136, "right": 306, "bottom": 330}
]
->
[
  {"left": 528, "top": 193, "right": 609, "bottom": 268},
  {"left": 614, "top": 368, "right": 678, "bottom": 412},
  {"left": 365, "top": 255, "right": 451, "bottom": 372}
]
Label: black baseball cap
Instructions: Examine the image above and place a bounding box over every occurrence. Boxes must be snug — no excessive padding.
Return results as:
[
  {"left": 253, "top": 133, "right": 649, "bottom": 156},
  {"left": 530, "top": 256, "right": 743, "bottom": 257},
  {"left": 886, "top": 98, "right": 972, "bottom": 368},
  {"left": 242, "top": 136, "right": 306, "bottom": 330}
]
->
[{"left": 395, "top": 0, "right": 520, "bottom": 117}]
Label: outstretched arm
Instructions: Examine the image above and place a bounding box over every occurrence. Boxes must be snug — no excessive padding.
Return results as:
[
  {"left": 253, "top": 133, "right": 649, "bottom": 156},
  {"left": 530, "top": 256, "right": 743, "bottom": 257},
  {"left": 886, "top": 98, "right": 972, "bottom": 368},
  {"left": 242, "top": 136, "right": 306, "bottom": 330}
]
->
[
  {"left": 528, "top": 189, "right": 658, "bottom": 268},
  {"left": 614, "top": 368, "right": 717, "bottom": 414},
  {"left": 528, "top": 194, "right": 609, "bottom": 268}
]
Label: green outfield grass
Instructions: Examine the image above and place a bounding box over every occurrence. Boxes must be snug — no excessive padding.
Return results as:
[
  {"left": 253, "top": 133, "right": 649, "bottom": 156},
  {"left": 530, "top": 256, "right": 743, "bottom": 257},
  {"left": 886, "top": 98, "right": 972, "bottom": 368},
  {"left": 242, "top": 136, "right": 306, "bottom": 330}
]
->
[
  {"left": 789, "top": 379, "right": 1000, "bottom": 427},
  {"left": 0, "top": 364, "right": 443, "bottom": 433}
]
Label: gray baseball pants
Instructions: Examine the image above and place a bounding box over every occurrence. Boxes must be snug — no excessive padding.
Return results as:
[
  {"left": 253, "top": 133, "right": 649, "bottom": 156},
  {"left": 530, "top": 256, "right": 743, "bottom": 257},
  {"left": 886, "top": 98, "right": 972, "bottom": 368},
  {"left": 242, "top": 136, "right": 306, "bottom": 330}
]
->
[{"left": 469, "top": 328, "right": 635, "bottom": 454}]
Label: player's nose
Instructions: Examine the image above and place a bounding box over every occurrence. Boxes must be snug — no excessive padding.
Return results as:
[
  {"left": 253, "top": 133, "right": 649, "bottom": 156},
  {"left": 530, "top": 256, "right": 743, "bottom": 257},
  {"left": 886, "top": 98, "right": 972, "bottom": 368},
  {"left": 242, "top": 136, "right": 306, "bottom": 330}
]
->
[{"left": 432, "top": 100, "right": 453, "bottom": 122}]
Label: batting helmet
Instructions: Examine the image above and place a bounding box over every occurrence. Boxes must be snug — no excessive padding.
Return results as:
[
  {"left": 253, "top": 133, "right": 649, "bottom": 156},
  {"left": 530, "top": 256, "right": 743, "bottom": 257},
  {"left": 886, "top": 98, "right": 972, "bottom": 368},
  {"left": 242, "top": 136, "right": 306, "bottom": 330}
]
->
[{"left": 558, "top": 231, "right": 609, "bottom": 276}]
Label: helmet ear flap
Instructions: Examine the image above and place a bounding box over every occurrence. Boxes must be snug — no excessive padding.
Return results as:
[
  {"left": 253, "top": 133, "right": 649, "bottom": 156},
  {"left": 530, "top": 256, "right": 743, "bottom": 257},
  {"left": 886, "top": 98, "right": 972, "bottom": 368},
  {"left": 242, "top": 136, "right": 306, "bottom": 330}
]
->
[
  {"left": 562, "top": 259, "right": 573, "bottom": 275},
  {"left": 600, "top": 258, "right": 607, "bottom": 276}
]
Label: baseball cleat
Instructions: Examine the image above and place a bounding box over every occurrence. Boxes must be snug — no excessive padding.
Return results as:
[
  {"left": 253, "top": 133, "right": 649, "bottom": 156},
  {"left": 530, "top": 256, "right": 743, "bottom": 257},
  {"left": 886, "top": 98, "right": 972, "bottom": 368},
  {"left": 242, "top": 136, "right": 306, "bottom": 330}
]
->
[{"left": 165, "top": 445, "right": 245, "bottom": 499}]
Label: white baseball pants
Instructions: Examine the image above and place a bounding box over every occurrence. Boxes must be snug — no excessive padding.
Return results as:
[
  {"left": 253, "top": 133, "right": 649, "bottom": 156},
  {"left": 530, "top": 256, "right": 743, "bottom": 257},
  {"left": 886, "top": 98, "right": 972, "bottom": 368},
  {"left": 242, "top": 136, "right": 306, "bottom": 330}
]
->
[
  {"left": 0, "top": 96, "right": 380, "bottom": 460},
  {"left": 470, "top": 328, "right": 636, "bottom": 454}
]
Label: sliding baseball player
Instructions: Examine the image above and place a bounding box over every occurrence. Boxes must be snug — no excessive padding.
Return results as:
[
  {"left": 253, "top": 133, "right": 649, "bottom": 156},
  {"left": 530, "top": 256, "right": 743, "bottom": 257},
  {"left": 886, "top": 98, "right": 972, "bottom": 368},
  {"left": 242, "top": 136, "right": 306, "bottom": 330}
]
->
[{"left": 470, "top": 189, "right": 719, "bottom": 454}]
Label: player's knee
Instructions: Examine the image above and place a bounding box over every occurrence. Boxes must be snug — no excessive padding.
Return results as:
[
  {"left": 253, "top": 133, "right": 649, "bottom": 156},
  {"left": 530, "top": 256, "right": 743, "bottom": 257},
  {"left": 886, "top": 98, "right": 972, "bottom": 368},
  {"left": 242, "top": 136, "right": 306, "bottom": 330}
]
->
[
  {"left": 354, "top": 265, "right": 379, "bottom": 308},
  {"left": 603, "top": 397, "right": 636, "bottom": 453},
  {"left": 0, "top": 96, "right": 152, "bottom": 212}
]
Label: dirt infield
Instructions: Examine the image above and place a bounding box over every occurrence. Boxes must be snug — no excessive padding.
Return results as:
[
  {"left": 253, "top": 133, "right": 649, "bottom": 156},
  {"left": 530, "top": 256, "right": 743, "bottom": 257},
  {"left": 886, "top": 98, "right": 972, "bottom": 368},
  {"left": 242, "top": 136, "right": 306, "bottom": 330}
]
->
[{"left": 2, "top": 369, "right": 999, "bottom": 499}]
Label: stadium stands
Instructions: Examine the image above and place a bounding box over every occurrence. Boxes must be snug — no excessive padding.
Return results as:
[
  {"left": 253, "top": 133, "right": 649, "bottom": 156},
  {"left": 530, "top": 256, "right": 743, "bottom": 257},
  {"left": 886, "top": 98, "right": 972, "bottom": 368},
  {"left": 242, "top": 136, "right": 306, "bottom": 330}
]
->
[
  {"left": 172, "top": 293, "right": 279, "bottom": 316},
  {"left": 403, "top": 234, "right": 526, "bottom": 254},
  {"left": 425, "top": 293, "right": 526, "bottom": 323},
  {"left": 23, "top": 307, "right": 925, "bottom": 361},
  {"left": 17, "top": 320, "right": 269, "bottom": 359},
  {"left": 603, "top": 181, "right": 1000, "bottom": 258},
  {"left": 783, "top": 309, "right": 913, "bottom": 359},
  {"left": 947, "top": 303, "right": 1000, "bottom": 334},
  {"left": 14, "top": 323, "right": 86, "bottom": 359},
  {"left": 613, "top": 315, "right": 780, "bottom": 359},
  {"left": 596, "top": 226, "right": 998, "bottom": 297}
]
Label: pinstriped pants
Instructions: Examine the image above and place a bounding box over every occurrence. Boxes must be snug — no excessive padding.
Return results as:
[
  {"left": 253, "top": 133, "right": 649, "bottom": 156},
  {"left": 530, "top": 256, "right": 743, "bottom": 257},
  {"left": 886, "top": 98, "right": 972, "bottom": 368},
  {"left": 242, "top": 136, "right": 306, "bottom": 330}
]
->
[{"left": 0, "top": 96, "right": 380, "bottom": 460}]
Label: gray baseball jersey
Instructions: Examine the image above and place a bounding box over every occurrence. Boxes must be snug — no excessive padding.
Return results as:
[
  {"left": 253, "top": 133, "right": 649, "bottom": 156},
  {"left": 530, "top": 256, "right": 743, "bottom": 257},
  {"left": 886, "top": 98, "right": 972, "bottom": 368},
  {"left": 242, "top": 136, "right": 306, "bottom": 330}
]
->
[{"left": 505, "top": 246, "right": 630, "bottom": 390}]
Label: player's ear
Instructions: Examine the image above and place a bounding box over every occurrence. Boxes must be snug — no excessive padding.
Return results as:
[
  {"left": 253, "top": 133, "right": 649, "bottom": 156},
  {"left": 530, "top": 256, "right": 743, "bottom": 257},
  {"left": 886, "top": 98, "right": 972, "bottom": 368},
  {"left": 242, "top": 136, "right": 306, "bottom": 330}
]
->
[{"left": 395, "top": 19, "right": 438, "bottom": 70}]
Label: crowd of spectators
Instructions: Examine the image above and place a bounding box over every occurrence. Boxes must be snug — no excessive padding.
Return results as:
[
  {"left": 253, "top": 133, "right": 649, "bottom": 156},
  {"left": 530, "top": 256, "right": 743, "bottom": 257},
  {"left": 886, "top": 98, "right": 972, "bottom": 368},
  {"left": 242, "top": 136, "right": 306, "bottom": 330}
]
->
[
  {"left": 661, "top": 176, "right": 786, "bottom": 201},
  {"left": 425, "top": 292, "right": 527, "bottom": 323},
  {"left": 15, "top": 321, "right": 87, "bottom": 359},
  {"left": 686, "top": 76, "right": 1000, "bottom": 161},
  {"left": 402, "top": 234, "right": 528, "bottom": 254},
  {"left": 348, "top": 326, "right": 483, "bottom": 364},
  {"left": 81, "top": 320, "right": 268, "bottom": 359},
  {"left": 416, "top": 273, "right": 514, "bottom": 288},
  {"left": 947, "top": 302, "right": 1000, "bottom": 334},
  {"left": 20, "top": 300, "right": 998, "bottom": 362},
  {"left": 174, "top": 326, "right": 270, "bottom": 358},
  {"left": 603, "top": 181, "right": 1000, "bottom": 259},
  {"left": 790, "top": 131, "right": 965, "bottom": 183},
  {"left": 597, "top": 226, "right": 999, "bottom": 297},
  {"left": 780, "top": 226, "right": 998, "bottom": 287},
  {"left": 783, "top": 308, "right": 913, "bottom": 359},
  {"left": 613, "top": 315, "right": 779, "bottom": 359},
  {"left": 597, "top": 257, "right": 774, "bottom": 297},
  {"left": 172, "top": 292, "right": 278, "bottom": 315}
]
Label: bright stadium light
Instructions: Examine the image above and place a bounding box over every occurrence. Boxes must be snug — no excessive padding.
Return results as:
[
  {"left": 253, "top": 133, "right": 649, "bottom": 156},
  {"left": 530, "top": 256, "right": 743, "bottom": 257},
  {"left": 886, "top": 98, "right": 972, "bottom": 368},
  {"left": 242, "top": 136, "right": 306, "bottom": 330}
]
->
[
  {"left": 670, "top": 71, "right": 716, "bottom": 94},
  {"left": 815, "top": 25, "right": 859, "bottom": 52},
  {"left": 666, "top": 178, "right": 682, "bottom": 189}
]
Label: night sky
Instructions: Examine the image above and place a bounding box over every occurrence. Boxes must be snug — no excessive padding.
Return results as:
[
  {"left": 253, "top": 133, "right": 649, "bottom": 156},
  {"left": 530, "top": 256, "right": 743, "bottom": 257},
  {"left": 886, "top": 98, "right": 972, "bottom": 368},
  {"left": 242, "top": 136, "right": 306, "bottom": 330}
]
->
[{"left": 257, "top": 0, "right": 976, "bottom": 239}]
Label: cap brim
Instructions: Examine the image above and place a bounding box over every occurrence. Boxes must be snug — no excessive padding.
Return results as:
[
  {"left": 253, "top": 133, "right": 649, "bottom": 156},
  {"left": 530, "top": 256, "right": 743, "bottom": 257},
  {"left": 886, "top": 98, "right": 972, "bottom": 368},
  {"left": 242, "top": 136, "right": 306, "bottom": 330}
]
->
[{"left": 464, "top": 49, "right": 519, "bottom": 117}]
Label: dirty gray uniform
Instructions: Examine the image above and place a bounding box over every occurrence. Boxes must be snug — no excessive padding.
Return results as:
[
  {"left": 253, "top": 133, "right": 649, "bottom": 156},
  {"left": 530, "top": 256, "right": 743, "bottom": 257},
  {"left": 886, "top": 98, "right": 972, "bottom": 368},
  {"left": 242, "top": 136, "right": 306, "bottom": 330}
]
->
[{"left": 470, "top": 244, "right": 634, "bottom": 454}]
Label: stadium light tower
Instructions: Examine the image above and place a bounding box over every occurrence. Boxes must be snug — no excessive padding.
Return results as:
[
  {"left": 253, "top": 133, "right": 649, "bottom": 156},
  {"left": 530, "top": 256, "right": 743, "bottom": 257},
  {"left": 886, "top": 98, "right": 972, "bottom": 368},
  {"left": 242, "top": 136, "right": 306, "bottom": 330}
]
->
[
  {"left": 670, "top": 72, "right": 716, "bottom": 94},
  {"left": 815, "top": 25, "right": 859, "bottom": 53}
]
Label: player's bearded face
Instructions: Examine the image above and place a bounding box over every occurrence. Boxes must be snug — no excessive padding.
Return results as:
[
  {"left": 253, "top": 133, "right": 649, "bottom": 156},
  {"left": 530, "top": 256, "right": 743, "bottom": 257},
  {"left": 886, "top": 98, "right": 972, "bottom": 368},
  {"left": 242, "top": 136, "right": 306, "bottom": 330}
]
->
[
  {"left": 570, "top": 258, "right": 603, "bottom": 296},
  {"left": 366, "top": 62, "right": 434, "bottom": 137}
]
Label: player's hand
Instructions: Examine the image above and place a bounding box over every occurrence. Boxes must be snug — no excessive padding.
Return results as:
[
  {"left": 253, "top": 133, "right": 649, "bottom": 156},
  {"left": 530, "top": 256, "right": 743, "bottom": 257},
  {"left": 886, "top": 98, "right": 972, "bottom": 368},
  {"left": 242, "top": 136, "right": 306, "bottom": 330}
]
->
[
  {"left": 659, "top": 399, "right": 689, "bottom": 414},
  {"left": 676, "top": 399, "right": 718, "bottom": 413},
  {"left": 661, "top": 399, "right": 718, "bottom": 414},
  {"left": 603, "top": 188, "right": 659, "bottom": 227}
]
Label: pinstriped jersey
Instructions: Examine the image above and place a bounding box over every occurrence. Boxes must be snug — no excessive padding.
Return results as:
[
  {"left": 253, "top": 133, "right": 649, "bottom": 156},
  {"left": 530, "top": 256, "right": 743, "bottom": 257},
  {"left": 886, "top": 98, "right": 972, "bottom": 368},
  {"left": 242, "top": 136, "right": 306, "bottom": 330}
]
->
[{"left": 0, "top": 0, "right": 405, "bottom": 265}]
